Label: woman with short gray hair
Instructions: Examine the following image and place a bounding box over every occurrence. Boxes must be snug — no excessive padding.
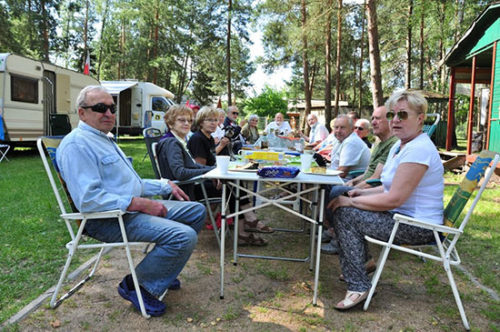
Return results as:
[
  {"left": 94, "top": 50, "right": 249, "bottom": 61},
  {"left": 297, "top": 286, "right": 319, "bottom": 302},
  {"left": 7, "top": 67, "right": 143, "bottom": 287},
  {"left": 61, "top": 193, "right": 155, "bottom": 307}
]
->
[{"left": 241, "top": 114, "right": 260, "bottom": 144}]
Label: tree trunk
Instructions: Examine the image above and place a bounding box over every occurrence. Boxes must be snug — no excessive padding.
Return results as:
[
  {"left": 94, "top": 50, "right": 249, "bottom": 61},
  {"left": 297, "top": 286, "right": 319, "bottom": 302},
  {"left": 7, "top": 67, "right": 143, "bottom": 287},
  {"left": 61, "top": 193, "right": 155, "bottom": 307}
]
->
[
  {"left": 334, "top": 0, "right": 342, "bottom": 119},
  {"left": 419, "top": 4, "right": 424, "bottom": 90},
  {"left": 405, "top": 0, "right": 413, "bottom": 89},
  {"left": 227, "top": 0, "right": 232, "bottom": 105},
  {"left": 454, "top": 0, "right": 465, "bottom": 42},
  {"left": 83, "top": 0, "right": 89, "bottom": 70},
  {"left": 41, "top": 0, "right": 49, "bottom": 61},
  {"left": 439, "top": 1, "right": 446, "bottom": 92},
  {"left": 366, "top": 0, "right": 383, "bottom": 108},
  {"left": 119, "top": 21, "right": 125, "bottom": 79},
  {"left": 97, "top": 0, "right": 110, "bottom": 80},
  {"left": 324, "top": 0, "right": 332, "bottom": 130},
  {"left": 358, "top": 0, "right": 366, "bottom": 110},
  {"left": 300, "top": 0, "right": 312, "bottom": 131},
  {"left": 153, "top": 0, "right": 159, "bottom": 84}
]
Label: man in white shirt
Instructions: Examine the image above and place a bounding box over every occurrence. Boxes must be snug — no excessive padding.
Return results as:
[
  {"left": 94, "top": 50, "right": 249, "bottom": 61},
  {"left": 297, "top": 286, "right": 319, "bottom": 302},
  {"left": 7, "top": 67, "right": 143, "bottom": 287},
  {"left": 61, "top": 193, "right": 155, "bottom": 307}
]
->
[
  {"left": 301, "top": 114, "right": 329, "bottom": 148},
  {"left": 265, "top": 112, "right": 292, "bottom": 135},
  {"left": 330, "top": 115, "right": 370, "bottom": 178}
]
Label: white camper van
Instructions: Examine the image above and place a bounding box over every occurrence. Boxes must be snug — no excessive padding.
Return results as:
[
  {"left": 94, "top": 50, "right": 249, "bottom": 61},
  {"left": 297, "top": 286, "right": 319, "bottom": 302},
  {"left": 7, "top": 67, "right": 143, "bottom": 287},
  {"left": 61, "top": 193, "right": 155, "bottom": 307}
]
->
[
  {"left": 0, "top": 53, "right": 99, "bottom": 144},
  {"left": 101, "top": 80, "right": 175, "bottom": 135}
]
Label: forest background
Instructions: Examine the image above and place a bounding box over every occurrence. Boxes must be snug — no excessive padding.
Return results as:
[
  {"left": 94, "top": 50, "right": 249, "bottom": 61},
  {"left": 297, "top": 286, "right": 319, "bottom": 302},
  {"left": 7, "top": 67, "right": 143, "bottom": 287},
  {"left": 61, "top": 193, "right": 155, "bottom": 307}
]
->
[{"left": 0, "top": 0, "right": 491, "bottom": 128}]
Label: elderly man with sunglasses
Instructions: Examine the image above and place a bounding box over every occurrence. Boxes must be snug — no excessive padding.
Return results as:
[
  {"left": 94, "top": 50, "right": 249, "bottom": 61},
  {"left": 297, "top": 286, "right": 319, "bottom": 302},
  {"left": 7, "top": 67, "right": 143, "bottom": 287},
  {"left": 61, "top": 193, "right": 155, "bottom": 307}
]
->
[
  {"left": 354, "top": 119, "right": 372, "bottom": 148},
  {"left": 56, "top": 86, "right": 206, "bottom": 317}
]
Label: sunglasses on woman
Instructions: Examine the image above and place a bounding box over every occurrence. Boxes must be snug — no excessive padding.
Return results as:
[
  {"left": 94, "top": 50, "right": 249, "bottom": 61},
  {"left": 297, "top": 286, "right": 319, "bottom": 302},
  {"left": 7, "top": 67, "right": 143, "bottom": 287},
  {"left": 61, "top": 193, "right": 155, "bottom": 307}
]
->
[
  {"left": 386, "top": 110, "right": 409, "bottom": 121},
  {"left": 81, "top": 103, "right": 117, "bottom": 114}
]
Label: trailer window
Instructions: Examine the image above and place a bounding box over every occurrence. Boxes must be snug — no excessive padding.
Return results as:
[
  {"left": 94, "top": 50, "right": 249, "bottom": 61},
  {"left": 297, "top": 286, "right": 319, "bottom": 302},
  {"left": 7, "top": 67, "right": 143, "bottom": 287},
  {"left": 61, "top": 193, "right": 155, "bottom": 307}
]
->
[{"left": 11, "top": 75, "right": 39, "bottom": 104}]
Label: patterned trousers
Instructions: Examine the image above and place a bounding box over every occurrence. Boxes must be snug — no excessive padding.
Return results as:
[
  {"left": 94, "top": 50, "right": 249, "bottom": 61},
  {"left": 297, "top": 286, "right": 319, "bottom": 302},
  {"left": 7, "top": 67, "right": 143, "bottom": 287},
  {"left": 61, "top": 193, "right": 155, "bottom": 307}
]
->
[{"left": 332, "top": 207, "right": 434, "bottom": 292}]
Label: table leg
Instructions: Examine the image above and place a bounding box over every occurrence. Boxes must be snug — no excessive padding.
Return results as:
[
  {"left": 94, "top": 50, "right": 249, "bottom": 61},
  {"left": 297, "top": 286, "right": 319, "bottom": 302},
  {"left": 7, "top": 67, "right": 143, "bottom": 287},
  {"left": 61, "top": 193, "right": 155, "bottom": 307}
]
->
[
  {"left": 220, "top": 182, "right": 227, "bottom": 300},
  {"left": 313, "top": 188, "right": 325, "bottom": 306},
  {"left": 309, "top": 187, "right": 319, "bottom": 271},
  {"left": 233, "top": 179, "right": 241, "bottom": 265}
]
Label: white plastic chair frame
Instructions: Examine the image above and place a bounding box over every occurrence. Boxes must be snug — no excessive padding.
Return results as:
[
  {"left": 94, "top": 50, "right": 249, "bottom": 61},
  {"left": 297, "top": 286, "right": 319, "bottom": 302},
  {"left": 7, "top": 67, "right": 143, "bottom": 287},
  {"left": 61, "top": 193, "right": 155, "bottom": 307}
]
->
[
  {"left": 0, "top": 143, "right": 10, "bottom": 162},
  {"left": 363, "top": 151, "right": 499, "bottom": 330},
  {"left": 37, "top": 137, "right": 154, "bottom": 318}
]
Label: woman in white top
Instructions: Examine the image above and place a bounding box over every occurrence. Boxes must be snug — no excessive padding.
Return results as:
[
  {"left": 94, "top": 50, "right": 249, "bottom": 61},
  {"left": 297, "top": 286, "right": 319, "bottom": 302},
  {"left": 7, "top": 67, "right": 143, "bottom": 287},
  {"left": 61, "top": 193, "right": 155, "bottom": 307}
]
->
[{"left": 327, "top": 89, "right": 444, "bottom": 310}]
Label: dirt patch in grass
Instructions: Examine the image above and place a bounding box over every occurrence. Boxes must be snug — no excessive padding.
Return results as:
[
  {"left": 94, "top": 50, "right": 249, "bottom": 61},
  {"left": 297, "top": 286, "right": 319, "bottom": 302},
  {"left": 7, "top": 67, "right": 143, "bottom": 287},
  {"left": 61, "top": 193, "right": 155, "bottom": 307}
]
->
[{"left": 11, "top": 207, "right": 498, "bottom": 331}]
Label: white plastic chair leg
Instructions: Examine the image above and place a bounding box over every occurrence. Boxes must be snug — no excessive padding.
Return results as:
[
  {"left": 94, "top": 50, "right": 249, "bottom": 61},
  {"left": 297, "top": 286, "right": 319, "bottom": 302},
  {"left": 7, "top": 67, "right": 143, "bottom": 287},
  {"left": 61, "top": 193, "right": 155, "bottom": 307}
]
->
[
  {"left": 443, "top": 259, "right": 470, "bottom": 330},
  {"left": 363, "top": 244, "right": 390, "bottom": 310}
]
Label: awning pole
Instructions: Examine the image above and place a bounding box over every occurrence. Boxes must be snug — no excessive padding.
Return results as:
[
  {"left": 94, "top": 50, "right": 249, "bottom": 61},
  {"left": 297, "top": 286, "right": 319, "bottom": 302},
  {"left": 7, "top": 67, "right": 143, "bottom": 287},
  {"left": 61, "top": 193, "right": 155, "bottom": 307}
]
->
[
  {"left": 485, "top": 41, "right": 497, "bottom": 150},
  {"left": 446, "top": 67, "right": 456, "bottom": 151},
  {"left": 466, "top": 56, "right": 477, "bottom": 155}
]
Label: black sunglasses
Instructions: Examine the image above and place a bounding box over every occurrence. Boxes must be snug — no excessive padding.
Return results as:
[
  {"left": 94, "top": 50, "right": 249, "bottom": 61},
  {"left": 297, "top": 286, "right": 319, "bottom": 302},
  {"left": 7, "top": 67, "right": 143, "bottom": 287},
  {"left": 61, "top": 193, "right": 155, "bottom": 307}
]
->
[
  {"left": 232, "top": 112, "right": 239, "bottom": 115},
  {"left": 386, "top": 110, "right": 409, "bottom": 121},
  {"left": 354, "top": 126, "right": 365, "bottom": 130},
  {"left": 81, "top": 103, "right": 117, "bottom": 114}
]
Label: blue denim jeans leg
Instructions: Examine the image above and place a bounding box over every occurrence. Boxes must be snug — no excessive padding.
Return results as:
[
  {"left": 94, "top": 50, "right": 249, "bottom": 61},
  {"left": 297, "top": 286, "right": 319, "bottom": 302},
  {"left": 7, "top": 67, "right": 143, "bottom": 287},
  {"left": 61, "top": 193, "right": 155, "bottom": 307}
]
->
[{"left": 84, "top": 200, "right": 206, "bottom": 297}]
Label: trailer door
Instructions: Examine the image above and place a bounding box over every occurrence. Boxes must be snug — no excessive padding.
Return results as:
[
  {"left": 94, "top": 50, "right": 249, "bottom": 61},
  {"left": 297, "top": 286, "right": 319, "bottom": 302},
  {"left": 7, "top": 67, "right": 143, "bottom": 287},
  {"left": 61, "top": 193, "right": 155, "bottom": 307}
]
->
[{"left": 43, "top": 70, "right": 55, "bottom": 135}]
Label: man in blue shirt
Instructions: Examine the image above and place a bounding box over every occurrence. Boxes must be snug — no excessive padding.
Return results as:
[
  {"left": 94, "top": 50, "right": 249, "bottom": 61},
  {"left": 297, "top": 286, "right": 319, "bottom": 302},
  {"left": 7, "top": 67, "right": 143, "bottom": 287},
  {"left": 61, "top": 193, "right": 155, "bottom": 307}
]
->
[{"left": 57, "top": 85, "right": 206, "bottom": 316}]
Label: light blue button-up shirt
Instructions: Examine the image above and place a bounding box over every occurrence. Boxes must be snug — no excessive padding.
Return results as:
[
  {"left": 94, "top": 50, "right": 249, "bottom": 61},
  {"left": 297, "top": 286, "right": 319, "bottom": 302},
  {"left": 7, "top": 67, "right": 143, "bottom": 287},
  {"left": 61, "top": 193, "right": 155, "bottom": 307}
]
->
[{"left": 57, "top": 121, "right": 172, "bottom": 213}]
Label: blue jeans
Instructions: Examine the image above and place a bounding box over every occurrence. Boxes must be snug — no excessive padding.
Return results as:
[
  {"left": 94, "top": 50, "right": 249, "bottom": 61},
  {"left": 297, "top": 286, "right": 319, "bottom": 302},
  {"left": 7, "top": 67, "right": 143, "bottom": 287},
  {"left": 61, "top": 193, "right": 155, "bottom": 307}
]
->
[{"left": 84, "top": 200, "right": 206, "bottom": 297}]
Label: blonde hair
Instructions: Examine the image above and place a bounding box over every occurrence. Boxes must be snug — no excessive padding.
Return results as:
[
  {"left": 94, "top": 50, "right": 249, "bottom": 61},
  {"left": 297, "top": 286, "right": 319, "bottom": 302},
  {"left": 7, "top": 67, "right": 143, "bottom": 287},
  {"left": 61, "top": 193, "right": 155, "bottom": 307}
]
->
[
  {"left": 195, "top": 106, "right": 219, "bottom": 129},
  {"left": 164, "top": 104, "right": 193, "bottom": 129},
  {"left": 385, "top": 90, "right": 428, "bottom": 116}
]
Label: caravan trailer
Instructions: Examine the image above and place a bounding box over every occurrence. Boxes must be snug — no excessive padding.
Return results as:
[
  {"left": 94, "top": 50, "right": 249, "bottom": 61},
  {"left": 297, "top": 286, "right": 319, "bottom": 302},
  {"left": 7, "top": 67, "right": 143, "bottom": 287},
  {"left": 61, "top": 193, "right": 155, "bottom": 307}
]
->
[
  {"left": 0, "top": 53, "right": 99, "bottom": 145},
  {"left": 101, "top": 80, "right": 175, "bottom": 135}
]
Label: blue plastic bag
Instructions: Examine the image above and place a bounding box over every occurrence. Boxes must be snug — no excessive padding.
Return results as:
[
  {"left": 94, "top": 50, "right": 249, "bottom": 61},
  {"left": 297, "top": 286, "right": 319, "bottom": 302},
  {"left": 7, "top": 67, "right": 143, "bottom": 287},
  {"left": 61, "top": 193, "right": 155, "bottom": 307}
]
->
[{"left": 257, "top": 166, "right": 300, "bottom": 178}]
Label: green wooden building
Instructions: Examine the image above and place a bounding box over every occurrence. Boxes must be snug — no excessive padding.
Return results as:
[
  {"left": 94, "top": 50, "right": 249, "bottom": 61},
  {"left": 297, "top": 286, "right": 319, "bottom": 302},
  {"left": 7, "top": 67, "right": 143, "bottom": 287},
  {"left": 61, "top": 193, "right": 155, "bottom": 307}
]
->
[{"left": 444, "top": 1, "right": 500, "bottom": 154}]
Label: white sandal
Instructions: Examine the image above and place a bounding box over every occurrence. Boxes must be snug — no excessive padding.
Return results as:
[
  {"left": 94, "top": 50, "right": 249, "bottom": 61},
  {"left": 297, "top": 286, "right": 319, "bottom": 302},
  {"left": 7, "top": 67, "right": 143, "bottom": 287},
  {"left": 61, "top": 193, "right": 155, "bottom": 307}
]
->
[{"left": 334, "top": 290, "right": 368, "bottom": 310}]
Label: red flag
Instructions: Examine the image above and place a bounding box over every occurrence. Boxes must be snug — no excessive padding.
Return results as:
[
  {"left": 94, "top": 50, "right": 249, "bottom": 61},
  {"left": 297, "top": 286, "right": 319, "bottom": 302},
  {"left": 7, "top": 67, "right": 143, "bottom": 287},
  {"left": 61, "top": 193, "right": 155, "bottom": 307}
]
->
[
  {"left": 216, "top": 97, "right": 222, "bottom": 108},
  {"left": 83, "top": 51, "right": 90, "bottom": 75}
]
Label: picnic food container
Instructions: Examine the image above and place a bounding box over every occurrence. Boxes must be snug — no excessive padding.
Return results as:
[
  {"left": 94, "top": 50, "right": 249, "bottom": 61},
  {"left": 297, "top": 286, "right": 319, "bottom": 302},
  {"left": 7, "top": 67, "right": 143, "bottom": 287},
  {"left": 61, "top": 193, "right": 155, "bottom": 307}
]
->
[
  {"left": 257, "top": 166, "right": 300, "bottom": 178},
  {"left": 240, "top": 150, "right": 285, "bottom": 162}
]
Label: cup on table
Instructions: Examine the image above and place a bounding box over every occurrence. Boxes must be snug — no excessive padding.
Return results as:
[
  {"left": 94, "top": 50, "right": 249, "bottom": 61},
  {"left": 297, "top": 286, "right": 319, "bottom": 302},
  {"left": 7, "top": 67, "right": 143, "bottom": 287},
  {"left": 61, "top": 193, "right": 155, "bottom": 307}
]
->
[
  {"left": 300, "top": 153, "right": 313, "bottom": 172},
  {"left": 216, "top": 155, "right": 231, "bottom": 173}
]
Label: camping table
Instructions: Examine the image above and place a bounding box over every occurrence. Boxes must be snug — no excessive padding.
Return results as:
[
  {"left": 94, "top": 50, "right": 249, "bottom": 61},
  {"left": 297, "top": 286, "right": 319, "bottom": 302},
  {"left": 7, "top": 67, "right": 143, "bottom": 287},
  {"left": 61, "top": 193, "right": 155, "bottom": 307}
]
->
[{"left": 202, "top": 167, "right": 344, "bottom": 305}]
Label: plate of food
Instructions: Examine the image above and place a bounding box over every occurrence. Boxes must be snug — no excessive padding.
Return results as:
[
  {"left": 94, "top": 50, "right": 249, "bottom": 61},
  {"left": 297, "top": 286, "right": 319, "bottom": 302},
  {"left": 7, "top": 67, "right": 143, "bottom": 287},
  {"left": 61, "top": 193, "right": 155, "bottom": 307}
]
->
[
  {"left": 302, "top": 167, "right": 343, "bottom": 176},
  {"left": 228, "top": 161, "right": 260, "bottom": 172}
]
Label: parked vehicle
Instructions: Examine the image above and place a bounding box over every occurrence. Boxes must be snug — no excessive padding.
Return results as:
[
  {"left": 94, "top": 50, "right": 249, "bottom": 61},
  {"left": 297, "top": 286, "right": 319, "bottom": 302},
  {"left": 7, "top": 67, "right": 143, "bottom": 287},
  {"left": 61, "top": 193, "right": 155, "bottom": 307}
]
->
[
  {"left": 101, "top": 80, "right": 175, "bottom": 135},
  {"left": 0, "top": 53, "right": 99, "bottom": 145}
]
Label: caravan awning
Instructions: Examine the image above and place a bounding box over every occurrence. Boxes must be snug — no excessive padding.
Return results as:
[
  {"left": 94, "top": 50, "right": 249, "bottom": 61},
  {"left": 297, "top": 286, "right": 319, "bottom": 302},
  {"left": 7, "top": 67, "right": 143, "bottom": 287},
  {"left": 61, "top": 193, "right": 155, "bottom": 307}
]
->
[{"left": 101, "top": 81, "right": 138, "bottom": 95}]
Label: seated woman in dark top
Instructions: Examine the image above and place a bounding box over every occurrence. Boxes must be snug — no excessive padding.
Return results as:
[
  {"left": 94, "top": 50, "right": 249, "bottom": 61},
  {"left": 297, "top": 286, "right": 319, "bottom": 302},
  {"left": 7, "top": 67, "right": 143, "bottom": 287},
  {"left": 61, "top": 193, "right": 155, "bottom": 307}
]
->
[
  {"left": 188, "top": 106, "right": 274, "bottom": 246},
  {"left": 157, "top": 104, "right": 214, "bottom": 199}
]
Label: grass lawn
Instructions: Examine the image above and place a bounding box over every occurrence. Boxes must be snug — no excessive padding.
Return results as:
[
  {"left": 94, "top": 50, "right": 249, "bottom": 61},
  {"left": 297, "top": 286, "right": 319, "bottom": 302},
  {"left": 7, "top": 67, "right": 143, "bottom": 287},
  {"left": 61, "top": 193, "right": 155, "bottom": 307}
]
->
[{"left": 0, "top": 138, "right": 498, "bottom": 325}]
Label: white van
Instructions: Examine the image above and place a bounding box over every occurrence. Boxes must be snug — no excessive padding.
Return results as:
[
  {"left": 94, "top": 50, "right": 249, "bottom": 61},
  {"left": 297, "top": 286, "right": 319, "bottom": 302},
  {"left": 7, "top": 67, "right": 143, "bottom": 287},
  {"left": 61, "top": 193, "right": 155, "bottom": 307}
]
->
[
  {"left": 101, "top": 80, "right": 175, "bottom": 135},
  {"left": 0, "top": 53, "right": 99, "bottom": 144}
]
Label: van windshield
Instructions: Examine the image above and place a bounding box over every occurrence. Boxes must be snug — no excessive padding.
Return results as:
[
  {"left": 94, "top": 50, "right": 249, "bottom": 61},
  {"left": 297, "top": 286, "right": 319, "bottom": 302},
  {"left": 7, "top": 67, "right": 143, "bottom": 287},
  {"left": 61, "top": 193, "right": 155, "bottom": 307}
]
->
[{"left": 152, "top": 96, "right": 173, "bottom": 112}]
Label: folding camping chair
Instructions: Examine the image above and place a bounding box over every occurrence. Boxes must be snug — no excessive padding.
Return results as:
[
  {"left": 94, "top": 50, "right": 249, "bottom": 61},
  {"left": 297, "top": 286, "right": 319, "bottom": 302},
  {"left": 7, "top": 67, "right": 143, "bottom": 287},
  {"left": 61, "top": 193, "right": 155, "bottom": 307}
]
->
[
  {"left": 142, "top": 127, "right": 163, "bottom": 169},
  {"left": 150, "top": 141, "right": 227, "bottom": 248},
  {"left": 37, "top": 136, "right": 156, "bottom": 318},
  {"left": 0, "top": 143, "right": 9, "bottom": 163},
  {"left": 363, "top": 150, "right": 499, "bottom": 330},
  {"left": 423, "top": 113, "right": 440, "bottom": 138}
]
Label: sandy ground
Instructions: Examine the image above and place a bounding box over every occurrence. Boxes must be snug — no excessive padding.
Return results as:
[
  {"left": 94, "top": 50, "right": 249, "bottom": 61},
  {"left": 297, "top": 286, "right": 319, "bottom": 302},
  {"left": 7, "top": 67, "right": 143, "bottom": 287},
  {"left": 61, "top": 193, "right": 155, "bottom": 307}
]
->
[{"left": 11, "top": 206, "right": 498, "bottom": 331}]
